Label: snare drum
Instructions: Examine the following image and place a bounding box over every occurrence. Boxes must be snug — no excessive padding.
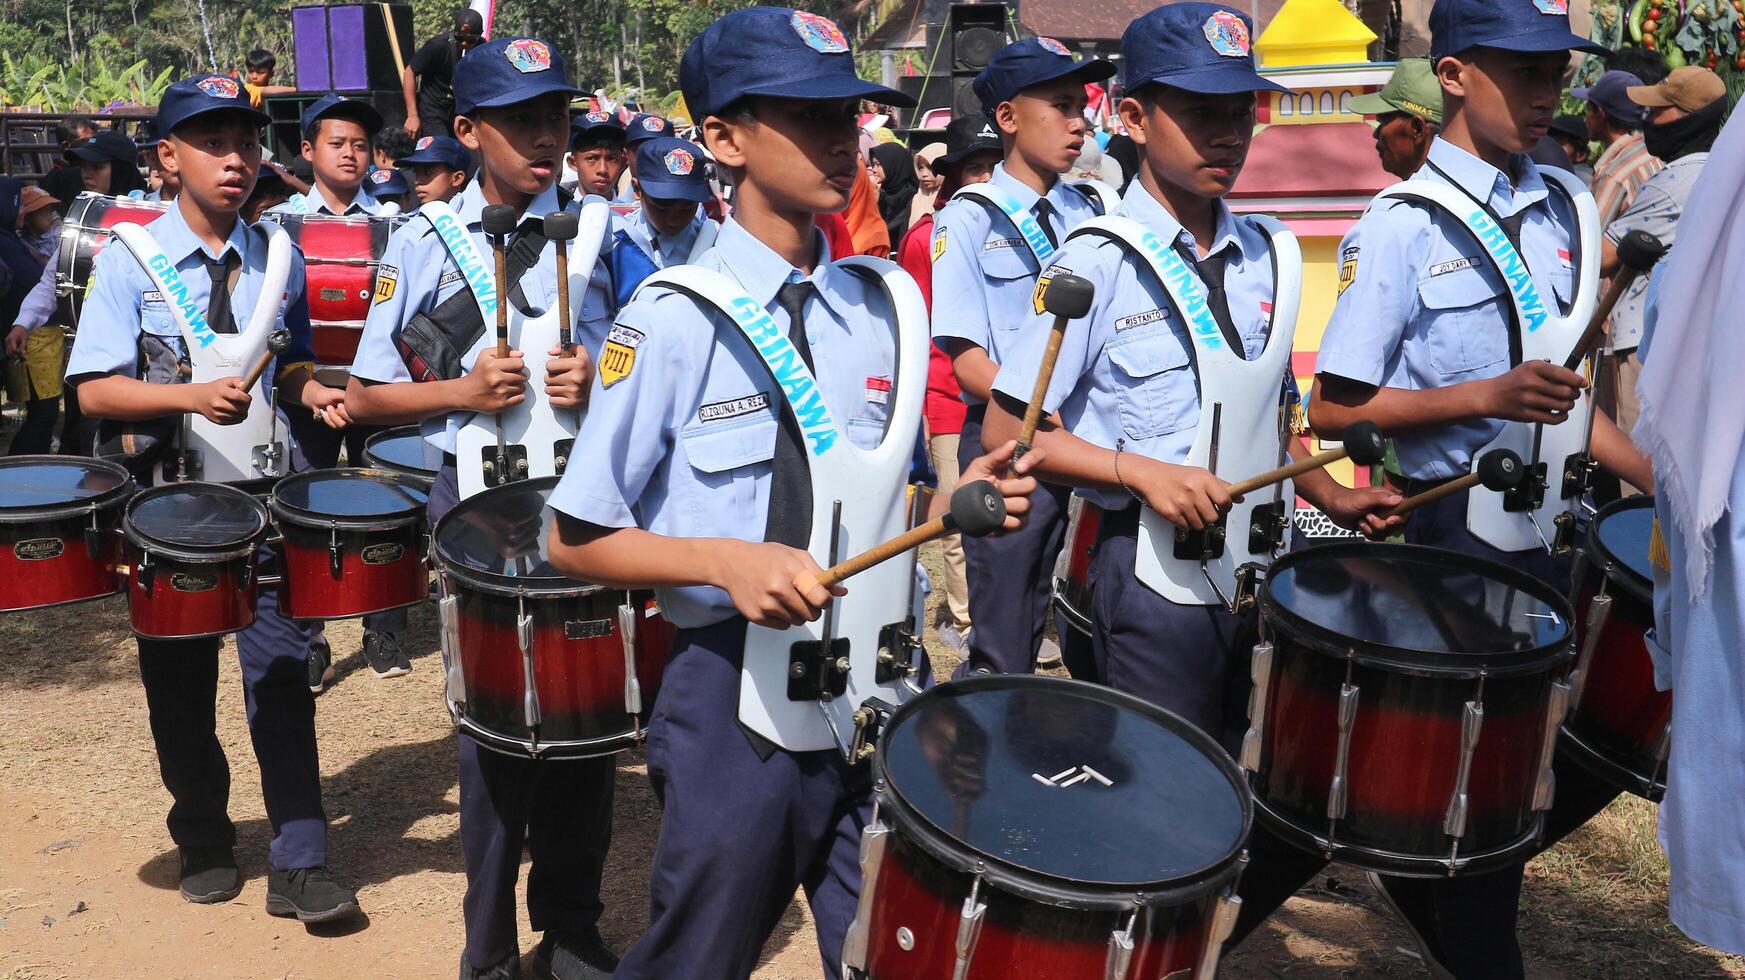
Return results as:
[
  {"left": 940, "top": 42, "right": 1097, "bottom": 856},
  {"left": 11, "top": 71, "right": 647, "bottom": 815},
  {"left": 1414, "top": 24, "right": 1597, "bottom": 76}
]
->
[
  {"left": 123, "top": 482, "right": 269, "bottom": 640},
  {"left": 362, "top": 426, "right": 438, "bottom": 487},
  {"left": 270, "top": 468, "right": 430, "bottom": 621},
  {"left": 0, "top": 456, "right": 134, "bottom": 613},
  {"left": 266, "top": 213, "right": 400, "bottom": 376},
  {"left": 1562, "top": 496, "right": 1670, "bottom": 800},
  {"left": 57, "top": 193, "right": 171, "bottom": 323},
  {"left": 844, "top": 675, "right": 1251, "bottom": 980},
  {"left": 1245, "top": 542, "right": 1574, "bottom": 877},
  {"left": 434, "top": 477, "right": 668, "bottom": 759},
  {"left": 1050, "top": 496, "right": 1102, "bottom": 636}
]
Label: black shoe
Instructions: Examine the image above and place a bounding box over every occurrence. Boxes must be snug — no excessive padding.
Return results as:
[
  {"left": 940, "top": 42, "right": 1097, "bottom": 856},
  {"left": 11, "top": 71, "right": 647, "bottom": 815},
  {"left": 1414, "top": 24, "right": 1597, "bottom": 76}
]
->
[
  {"left": 308, "top": 635, "right": 335, "bottom": 695},
  {"left": 362, "top": 630, "right": 410, "bottom": 678},
  {"left": 265, "top": 866, "right": 361, "bottom": 923},
  {"left": 532, "top": 929, "right": 619, "bottom": 980},
  {"left": 459, "top": 955, "right": 521, "bottom": 980},
  {"left": 178, "top": 846, "right": 242, "bottom": 904}
]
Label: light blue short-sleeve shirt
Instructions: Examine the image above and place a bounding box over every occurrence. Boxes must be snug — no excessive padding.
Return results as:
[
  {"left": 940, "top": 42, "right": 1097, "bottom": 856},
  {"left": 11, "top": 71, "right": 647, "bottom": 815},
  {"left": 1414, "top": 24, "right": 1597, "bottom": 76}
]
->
[
  {"left": 547, "top": 217, "right": 904, "bottom": 628},
  {"left": 1315, "top": 138, "right": 1580, "bottom": 481},
  {"left": 618, "top": 207, "right": 705, "bottom": 269}
]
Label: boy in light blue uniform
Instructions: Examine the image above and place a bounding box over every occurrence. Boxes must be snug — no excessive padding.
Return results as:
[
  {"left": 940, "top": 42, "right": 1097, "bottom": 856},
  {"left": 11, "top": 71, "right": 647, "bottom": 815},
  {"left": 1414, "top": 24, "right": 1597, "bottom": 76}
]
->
[
  {"left": 267, "top": 95, "right": 387, "bottom": 217},
  {"left": 602, "top": 135, "right": 712, "bottom": 304},
  {"left": 985, "top": 3, "right": 1400, "bottom": 737},
  {"left": 343, "top": 36, "right": 617, "bottom": 980},
  {"left": 931, "top": 36, "right": 1115, "bottom": 676},
  {"left": 617, "top": 112, "right": 674, "bottom": 202},
  {"left": 542, "top": 10, "right": 1036, "bottom": 977},
  {"left": 66, "top": 73, "right": 360, "bottom": 923},
  {"left": 1233, "top": 0, "right": 1655, "bottom": 973}
]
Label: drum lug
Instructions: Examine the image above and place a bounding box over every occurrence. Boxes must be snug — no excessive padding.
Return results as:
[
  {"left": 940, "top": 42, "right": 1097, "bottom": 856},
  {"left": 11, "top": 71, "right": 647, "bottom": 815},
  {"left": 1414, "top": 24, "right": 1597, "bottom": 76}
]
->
[
  {"left": 849, "top": 698, "right": 896, "bottom": 765},
  {"left": 138, "top": 550, "right": 156, "bottom": 594},
  {"left": 1326, "top": 679, "right": 1360, "bottom": 822},
  {"left": 840, "top": 821, "right": 891, "bottom": 972},
  {"left": 1195, "top": 860, "right": 1246, "bottom": 979},
  {"left": 1239, "top": 641, "right": 1274, "bottom": 772},
  {"left": 952, "top": 875, "right": 986, "bottom": 980},
  {"left": 618, "top": 601, "right": 643, "bottom": 716},
  {"left": 1103, "top": 909, "right": 1137, "bottom": 980},
  {"left": 328, "top": 523, "right": 343, "bottom": 579},
  {"left": 1567, "top": 592, "right": 1612, "bottom": 707},
  {"left": 1532, "top": 680, "right": 1571, "bottom": 812},
  {"left": 240, "top": 545, "right": 257, "bottom": 590},
  {"left": 1443, "top": 699, "right": 1485, "bottom": 841},
  {"left": 252, "top": 440, "right": 286, "bottom": 479},
  {"left": 517, "top": 599, "right": 541, "bottom": 735},
  {"left": 439, "top": 593, "right": 466, "bottom": 706},
  {"left": 84, "top": 510, "right": 104, "bottom": 561}
]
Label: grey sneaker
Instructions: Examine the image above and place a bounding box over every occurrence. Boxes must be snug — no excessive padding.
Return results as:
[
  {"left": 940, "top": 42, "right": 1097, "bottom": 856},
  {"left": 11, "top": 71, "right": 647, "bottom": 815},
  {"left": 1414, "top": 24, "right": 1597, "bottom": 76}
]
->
[
  {"left": 362, "top": 630, "right": 410, "bottom": 678},
  {"left": 1036, "top": 636, "right": 1064, "bottom": 669},
  {"left": 307, "top": 635, "right": 335, "bottom": 695},
  {"left": 265, "top": 866, "right": 360, "bottom": 923},
  {"left": 935, "top": 624, "right": 969, "bottom": 655},
  {"left": 178, "top": 846, "right": 242, "bottom": 904}
]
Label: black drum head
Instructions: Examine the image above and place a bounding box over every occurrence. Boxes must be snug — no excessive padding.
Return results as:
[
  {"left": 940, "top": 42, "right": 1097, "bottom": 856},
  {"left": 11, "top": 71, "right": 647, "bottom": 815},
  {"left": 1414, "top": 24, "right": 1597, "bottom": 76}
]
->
[
  {"left": 878, "top": 675, "right": 1249, "bottom": 907},
  {"left": 363, "top": 426, "right": 437, "bottom": 479},
  {"left": 272, "top": 468, "right": 427, "bottom": 527},
  {"left": 1591, "top": 495, "right": 1656, "bottom": 600},
  {"left": 1263, "top": 542, "right": 1573, "bottom": 675},
  {"left": 127, "top": 482, "right": 267, "bottom": 553},
  {"left": 434, "top": 476, "right": 581, "bottom": 592},
  {"left": 0, "top": 456, "right": 132, "bottom": 521}
]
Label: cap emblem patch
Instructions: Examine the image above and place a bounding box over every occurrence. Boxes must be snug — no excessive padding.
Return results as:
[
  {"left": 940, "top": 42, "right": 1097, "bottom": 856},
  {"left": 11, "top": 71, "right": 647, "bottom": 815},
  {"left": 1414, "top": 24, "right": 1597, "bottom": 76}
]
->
[
  {"left": 1037, "top": 37, "right": 1072, "bottom": 56},
  {"left": 1202, "top": 11, "right": 1251, "bottom": 58},
  {"left": 197, "top": 76, "right": 240, "bottom": 99},
  {"left": 791, "top": 11, "right": 849, "bottom": 53},
  {"left": 505, "top": 39, "right": 552, "bottom": 74},
  {"left": 370, "top": 169, "right": 392, "bottom": 184},
  {"left": 642, "top": 116, "right": 667, "bottom": 132},
  {"left": 416, "top": 135, "right": 434, "bottom": 150},
  {"left": 587, "top": 111, "right": 612, "bottom": 123},
  {"left": 1532, "top": 0, "right": 1568, "bottom": 13},
  {"left": 664, "top": 148, "right": 696, "bottom": 176}
]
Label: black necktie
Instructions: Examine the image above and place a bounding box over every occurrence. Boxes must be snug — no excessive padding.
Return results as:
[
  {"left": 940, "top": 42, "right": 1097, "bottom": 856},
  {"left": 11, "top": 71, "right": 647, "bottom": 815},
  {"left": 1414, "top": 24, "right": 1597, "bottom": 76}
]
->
[
  {"left": 1173, "top": 241, "right": 1244, "bottom": 359},
  {"left": 203, "top": 253, "right": 240, "bottom": 335},
  {"left": 1032, "top": 199, "right": 1059, "bottom": 249},
  {"left": 764, "top": 280, "right": 817, "bottom": 548}
]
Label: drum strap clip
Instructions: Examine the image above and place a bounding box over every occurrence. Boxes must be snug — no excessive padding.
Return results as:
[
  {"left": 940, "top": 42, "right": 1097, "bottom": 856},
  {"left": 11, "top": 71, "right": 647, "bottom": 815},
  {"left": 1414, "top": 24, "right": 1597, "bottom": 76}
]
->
[
  {"left": 847, "top": 697, "right": 895, "bottom": 765},
  {"left": 874, "top": 622, "right": 920, "bottom": 685},
  {"left": 1502, "top": 460, "right": 1548, "bottom": 514},
  {"left": 1551, "top": 510, "right": 1583, "bottom": 560},
  {"left": 137, "top": 549, "right": 156, "bottom": 594}
]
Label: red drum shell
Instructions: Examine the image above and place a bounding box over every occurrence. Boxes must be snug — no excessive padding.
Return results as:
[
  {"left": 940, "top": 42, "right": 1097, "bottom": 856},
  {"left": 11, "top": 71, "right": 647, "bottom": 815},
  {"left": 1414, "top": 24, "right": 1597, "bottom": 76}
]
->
[
  {"left": 0, "top": 456, "right": 133, "bottom": 613},
  {"left": 1250, "top": 542, "right": 1574, "bottom": 877},
  {"left": 122, "top": 481, "right": 268, "bottom": 640},
  {"left": 1051, "top": 497, "right": 1101, "bottom": 635},
  {"left": 56, "top": 194, "right": 172, "bottom": 324},
  {"left": 270, "top": 469, "right": 430, "bottom": 621},
  {"left": 268, "top": 214, "right": 398, "bottom": 367},
  {"left": 126, "top": 551, "right": 259, "bottom": 639}
]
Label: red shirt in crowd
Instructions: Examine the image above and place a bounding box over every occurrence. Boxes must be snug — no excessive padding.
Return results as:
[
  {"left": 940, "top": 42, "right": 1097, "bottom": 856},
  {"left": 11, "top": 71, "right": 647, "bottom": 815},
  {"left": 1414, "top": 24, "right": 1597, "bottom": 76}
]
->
[{"left": 897, "top": 212, "right": 966, "bottom": 438}]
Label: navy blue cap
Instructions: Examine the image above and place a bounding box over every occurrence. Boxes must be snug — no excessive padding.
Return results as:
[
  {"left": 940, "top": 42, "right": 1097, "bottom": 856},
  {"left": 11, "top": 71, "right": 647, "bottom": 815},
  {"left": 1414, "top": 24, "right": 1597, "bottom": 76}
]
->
[
  {"left": 366, "top": 167, "right": 412, "bottom": 196},
  {"left": 1429, "top": 0, "right": 1607, "bottom": 62},
  {"left": 624, "top": 113, "right": 675, "bottom": 146},
  {"left": 397, "top": 134, "right": 473, "bottom": 171},
  {"left": 1571, "top": 69, "right": 1647, "bottom": 125},
  {"left": 571, "top": 110, "right": 628, "bottom": 148},
  {"left": 633, "top": 137, "right": 711, "bottom": 203},
  {"left": 454, "top": 36, "right": 582, "bottom": 116},
  {"left": 680, "top": 7, "right": 913, "bottom": 119},
  {"left": 65, "top": 130, "right": 140, "bottom": 164},
  {"left": 973, "top": 37, "right": 1116, "bottom": 120},
  {"left": 1123, "top": 4, "right": 1287, "bottom": 95},
  {"left": 135, "top": 120, "right": 163, "bottom": 150},
  {"left": 300, "top": 94, "right": 383, "bottom": 139},
  {"left": 155, "top": 74, "right": 270, "bottom": 136}
]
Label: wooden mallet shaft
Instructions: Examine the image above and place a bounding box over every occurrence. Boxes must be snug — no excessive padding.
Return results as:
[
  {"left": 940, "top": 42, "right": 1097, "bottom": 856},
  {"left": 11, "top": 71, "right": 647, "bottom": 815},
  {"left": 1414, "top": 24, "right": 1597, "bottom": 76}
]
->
[
  {"left": 1386, "top": 448, "right": 1524, "bottom": 518},
  {"left": 481, "top": 204, "right": 518, "bottom": 358},
  {"left": 237, "top": 329, "right": 291, "bottom": 392},
  {"left": 544, "top": 210, "right": 580, "bottom": 352},
  {"left": 1561, "top": 230, "right": 1666, "bottom": 372},
  {"left": 1014, "top": 273, "right": 1095, "bottom": 459},
  {"left": 1225, "top": 421, "right": 1385, "bottom": 498},
  {"left": 799, "top": 480, "right": 1007, "bottom": 591}
]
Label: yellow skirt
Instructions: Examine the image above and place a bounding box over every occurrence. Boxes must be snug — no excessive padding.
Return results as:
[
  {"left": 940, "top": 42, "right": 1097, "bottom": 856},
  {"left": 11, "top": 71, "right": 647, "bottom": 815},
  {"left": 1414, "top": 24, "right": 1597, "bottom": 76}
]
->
[{"left": 21, "top": 325, "right": 66, "bottom": 401}]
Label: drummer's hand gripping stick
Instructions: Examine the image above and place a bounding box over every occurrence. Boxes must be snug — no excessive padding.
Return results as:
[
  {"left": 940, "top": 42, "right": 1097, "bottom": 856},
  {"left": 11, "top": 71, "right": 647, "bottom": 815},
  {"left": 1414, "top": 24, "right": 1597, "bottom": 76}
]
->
[
  {"left": 175, "top": 329, "right": 291, "bottom": 483},
  {"left": 1013, "top": 273, "right": 1096, "bottom": 461},
  {"left": 543, "top": 210, "right": 581, "bottom": 473},
  {"left": 480, "top": 204, "right": 522, "bottom": 488},
  {"left": 1385, "top": 448, "right": 1526, "bottom": 519}
]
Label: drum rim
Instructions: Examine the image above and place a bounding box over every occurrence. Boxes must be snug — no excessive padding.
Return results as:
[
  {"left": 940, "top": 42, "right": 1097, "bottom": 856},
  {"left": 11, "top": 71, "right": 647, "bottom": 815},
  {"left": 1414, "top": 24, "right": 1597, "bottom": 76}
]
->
[
  {"left": 431, "top": 476, "right": 598, "bottom": 597},
  {"left": 124, "top": 480, "right": 269, "bottom": 561},
  {"left": 873, "top": 674, "right": 1253, "bottom": 910},
  {"left": 1260, "top": 541, "right": 1576, "bottom": 677},
  {"left": 362, "top": 427, "right": 439, "bottom": 479},
  {"left": 0, "top": 455, "right": 135, "bottom": 524},
  {"left": 1584, "top": 495, "right": 1654, "bottom": 606},
  {"left": 269, "top": 467, "right": 428, "bottom": 531}
]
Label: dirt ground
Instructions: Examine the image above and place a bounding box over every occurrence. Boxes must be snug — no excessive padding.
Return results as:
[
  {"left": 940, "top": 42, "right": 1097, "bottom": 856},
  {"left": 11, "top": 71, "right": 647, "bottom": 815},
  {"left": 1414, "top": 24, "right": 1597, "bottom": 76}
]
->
[{"left": 2, "top": 533, "right": 1742, "bottom": 979}]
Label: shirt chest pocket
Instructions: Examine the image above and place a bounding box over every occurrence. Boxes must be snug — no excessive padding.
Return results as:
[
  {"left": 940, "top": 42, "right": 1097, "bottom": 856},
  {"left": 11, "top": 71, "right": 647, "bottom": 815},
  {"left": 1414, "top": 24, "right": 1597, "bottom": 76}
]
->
[
  {"left": 141, "top": 298, "right": 180, "bottom": 337},
  {"left": 980, "top": 241, "right": 1041, "bottom": 323},
  {"left": 680, "top": 411, "right": 779, "bottom": 524},
  {"left": 1106, "top": 332, "right": 1198, "bottom": 441},
  {"left": 1416, "top": 265, "right": 1510, "bottom": 377}
]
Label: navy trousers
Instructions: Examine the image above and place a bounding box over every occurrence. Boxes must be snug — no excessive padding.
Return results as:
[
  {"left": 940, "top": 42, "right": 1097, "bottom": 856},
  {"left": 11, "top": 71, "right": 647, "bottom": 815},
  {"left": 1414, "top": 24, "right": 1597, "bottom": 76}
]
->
[
  {"left": 1226, "top": 484, "right": 1622, "bottom": 978},
  {"left": 958, "top": 406, "right": 1071, "bottom": 675},
  {"left": 287, "top": 412, "right": 407, "bottom": 636},
  {"left": 138, "top": 539, "right": 328, "bottom": 870},
  {"left": 428, "top": 464, "right": 616, "bottom": 972},
  {"left": 615, "top": 617, "right": 871, "bottom": 980}
]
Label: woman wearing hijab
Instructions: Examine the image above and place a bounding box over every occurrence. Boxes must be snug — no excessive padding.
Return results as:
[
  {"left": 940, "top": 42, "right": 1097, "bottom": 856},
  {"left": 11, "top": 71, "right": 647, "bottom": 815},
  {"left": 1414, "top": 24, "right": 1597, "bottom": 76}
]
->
[
  {"left": 911, "top": 142, "right": 946, "bottom": 231},
  {"left": 869, "top": 141, "right": 918, "bottom": 258}
]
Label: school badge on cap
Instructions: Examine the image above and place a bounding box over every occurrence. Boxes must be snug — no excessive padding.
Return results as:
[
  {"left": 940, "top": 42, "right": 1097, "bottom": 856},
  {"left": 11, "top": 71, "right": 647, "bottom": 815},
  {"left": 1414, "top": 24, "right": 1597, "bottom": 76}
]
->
[
  {"left": 370, "top": 169, "right": 392, "bottom": 184},
  {"left": 416, "top": 135, "right": 435, "bottom": 150},
  {"left": 791, "top": 11, "right": 849, "bottom": 53},
  {"left": 1532, "top": 0, "right": 1569, "bottom": 13},
  {"left": 505, "top": 38, "right": 552, "bottom": 73},
  {"left": 197, "top": 75, "right": 241, "bottom": 99},
  {"left": 587, "top": 111, "right": 612, "bottom": 122},
  {"left": 1202, "top": 11, "right": 1251, "bottom": 57},
  {"left": 1037, "top": 36, "right": 1072, "bottom": 56},
  {"left": 663, "top": 147, "right": 696, "bottom": 176}
]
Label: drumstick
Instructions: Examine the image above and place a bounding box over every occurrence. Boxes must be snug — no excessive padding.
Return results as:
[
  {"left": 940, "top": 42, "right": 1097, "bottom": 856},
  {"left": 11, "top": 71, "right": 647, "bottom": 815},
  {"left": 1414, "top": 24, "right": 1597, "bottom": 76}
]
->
[
  {"left": 795, "top": 481, "right": 1007, "bottom": 591},
  {"left": 1385, "top": 448, "right": 1524, "bottom": 518},
  {"left": 1014, "top": 273, "right": 1095, "bottom": 461},
  {"left": 544, "top": 211, "right": 580, "bottom": 354},
  {"left": 1225, "top": 420, "right": 1385, "bottom": 498},
  {"left": 237, "top": 330, "right": 291, "bottom": 392},
  {"left": 481, "top": 205, "right": 519, "bottom": 359},
  {"left": 1560, "top": 230, "right": 1666, "bottom": 372}
]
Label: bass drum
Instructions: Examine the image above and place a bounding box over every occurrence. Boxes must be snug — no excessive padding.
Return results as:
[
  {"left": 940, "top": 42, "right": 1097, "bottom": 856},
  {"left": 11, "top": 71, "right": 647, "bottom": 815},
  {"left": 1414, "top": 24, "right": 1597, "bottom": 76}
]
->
[
  {"left": 1561, "top": 495, "right": 1670, "bottom": 800},
  {"left": 844, "top": 674, "right": 1251, "bottom": 980},
  {"left": 0, "top": 456, "right": 134, "bottom": 613},
  {"left": 56, "top": 193, "right": 171, "bottom": 324},
  {"left": 264, "top": 212, "right": 402, "bottom": 382}
]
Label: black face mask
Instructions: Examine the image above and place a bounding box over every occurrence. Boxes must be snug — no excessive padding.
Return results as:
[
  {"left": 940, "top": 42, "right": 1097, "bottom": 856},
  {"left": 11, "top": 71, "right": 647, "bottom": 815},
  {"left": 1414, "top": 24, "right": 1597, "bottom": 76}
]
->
[{"left": 1643, "top": 97, "right": 1726, "bottom": 161}]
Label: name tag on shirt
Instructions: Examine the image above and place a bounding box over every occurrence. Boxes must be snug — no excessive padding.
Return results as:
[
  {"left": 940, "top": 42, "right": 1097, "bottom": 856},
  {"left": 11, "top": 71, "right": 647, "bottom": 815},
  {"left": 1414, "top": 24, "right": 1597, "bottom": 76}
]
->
[
  {"left": 1428, "top": 256, "right": 1478, "bottom": 277},
  {"left": 1115, "top": 309, "right": 1167, "bottom": 331},
  {"left": 698, "top": 392, "right": 770, "bottom": 422},
  {"left": 983, "top": 238, "right": 1024, "bottom": 252},
  {"left": 142, "top": 291, "right": 163, "bottom": 304}
]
